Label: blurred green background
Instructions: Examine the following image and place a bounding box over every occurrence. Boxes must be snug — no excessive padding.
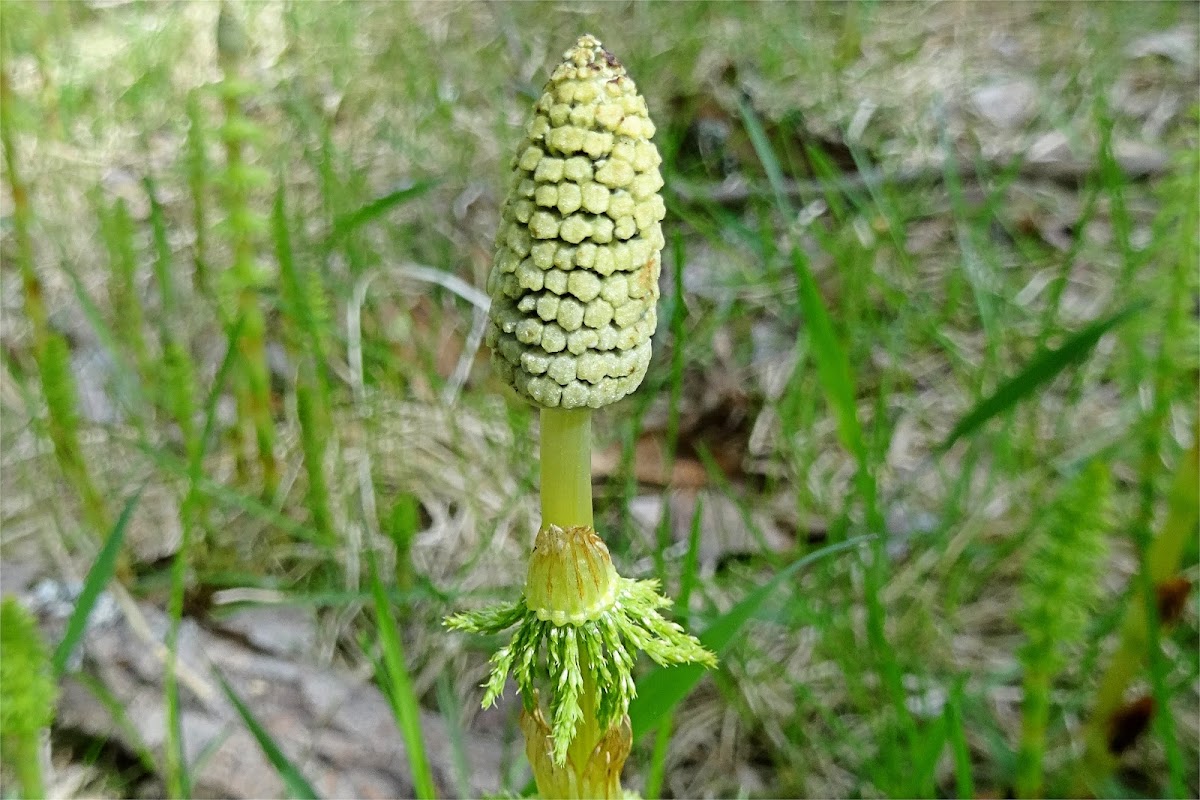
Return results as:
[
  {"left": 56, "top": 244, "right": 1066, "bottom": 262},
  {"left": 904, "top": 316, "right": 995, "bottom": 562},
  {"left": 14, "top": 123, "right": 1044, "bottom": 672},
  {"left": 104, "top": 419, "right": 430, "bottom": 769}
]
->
[{"left": 1, "top": 2, "right": 1197, "bottom": 798}]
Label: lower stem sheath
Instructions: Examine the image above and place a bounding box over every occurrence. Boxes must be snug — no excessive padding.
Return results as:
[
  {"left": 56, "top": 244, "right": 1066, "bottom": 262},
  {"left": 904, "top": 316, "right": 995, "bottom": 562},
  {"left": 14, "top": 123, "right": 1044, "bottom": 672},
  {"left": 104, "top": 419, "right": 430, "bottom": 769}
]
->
[{"left": 540, "top": 408, "right": 593, "bottom": 529}]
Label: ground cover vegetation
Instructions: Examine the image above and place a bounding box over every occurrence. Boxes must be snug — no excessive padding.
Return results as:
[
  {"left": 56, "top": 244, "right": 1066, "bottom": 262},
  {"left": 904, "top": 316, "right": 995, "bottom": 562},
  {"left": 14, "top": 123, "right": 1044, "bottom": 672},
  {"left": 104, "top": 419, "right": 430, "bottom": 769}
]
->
[{"left": 0, "top": 2, "right": 1197, "bottom": 798}]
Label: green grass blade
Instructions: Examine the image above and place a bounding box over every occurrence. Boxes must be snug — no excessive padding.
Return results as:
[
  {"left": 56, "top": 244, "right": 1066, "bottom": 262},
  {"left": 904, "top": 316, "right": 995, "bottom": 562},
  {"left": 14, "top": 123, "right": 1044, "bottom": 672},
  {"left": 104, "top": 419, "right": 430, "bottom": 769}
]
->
[
  {"left": 52, "top": 489, "right": 142, "bottom": 677},
  {"left": 939, "top": 302, "right": 1147, "bottom": 451},
  {"left": 197, "top": 312, "right": 248, "bottom": 473},
  {"left": 938, "top": 104, "right": 999, "bottom": 352},
  {"left": 789, "top": 247, "right": 866, "bottom": 460},
  {"left": 273, "top": 181, "right": 322, "bottom": 357},
  {"left": 133, "top": 441, "right": 320, "bottom": 543},
  {"left": 740, "top": 99, "right": 866, "bottom": 460},
  {"left": 946, "top": 680, "right": 975, "bottom": 800},
  {"left": 144, "top": 176, "right": 179, "bottom": 322},
  {"left": 161, "top": 283, "right": 226, "bottom": 799},
  {"left": 644, "top": 495, "right": 703, "bottom": 799},
  {"left": 329, "top": 179, "right": 439, "bottom": 243},
  {"left": 59, "top": 264, "right": 146, "bottom": 414},
  {"left": 189, "top": 726, "right": 233, "bottom": 785},
  {"left": 740, "top": 81, "right": 913, "bottom": 791},
  {"left": 644, "top": 716, "right": 674, "bottom": 800},
  {"left": 737, "top": 97, "right": 789, "bottom": 214},
  {"left": 629, "top": 534, "right": 874, "bottom": 740},
  {"left": 434, "top": 673, "right": 472, "bottom": 800},
  {"left": 74, "top": 672, "right": 159, "bottom": 774},
  {"left": 912, "top": 713, "right": 949, "bottom": 796},
  {"left": 215, "top": 670, "right": 321, "bottom": 800},
  {"left": 677, "top": 494, "right": 704, "bottom": 622},
  {"left": 367, "top": 550, "right": 437, "bottom": 799}
]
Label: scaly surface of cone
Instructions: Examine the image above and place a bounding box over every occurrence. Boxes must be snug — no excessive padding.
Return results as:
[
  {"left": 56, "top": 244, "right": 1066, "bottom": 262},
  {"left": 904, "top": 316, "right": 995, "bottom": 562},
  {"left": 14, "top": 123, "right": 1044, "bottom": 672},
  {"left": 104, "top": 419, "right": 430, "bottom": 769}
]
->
[{"left": 486, "top": 34, "right": 666, "bottom": 409}]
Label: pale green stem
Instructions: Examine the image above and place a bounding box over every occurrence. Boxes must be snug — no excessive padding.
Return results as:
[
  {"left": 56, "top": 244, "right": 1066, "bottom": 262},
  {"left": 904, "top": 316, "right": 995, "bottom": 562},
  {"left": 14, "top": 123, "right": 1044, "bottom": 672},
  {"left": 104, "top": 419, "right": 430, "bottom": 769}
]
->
[
  {"left": 1016, "top": 666, "right": 1050, "bottom": 798},
  {"left": 540, "top": 408, "right": 593, "bottom": 530},
  {"left": 565, "top": 649, "right": 601, "bottom": 773},
  {"left": 536, "top": 407, "right": 612, "bottom": 797},
  {"left": 11, "top": 733, "right": 45, "bottom": 800}
]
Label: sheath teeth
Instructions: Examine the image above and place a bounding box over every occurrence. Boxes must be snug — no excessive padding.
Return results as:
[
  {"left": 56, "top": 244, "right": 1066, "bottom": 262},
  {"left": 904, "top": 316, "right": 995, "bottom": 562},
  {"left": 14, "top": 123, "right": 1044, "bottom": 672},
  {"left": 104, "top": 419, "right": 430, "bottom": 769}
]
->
[{"left": 524, "top": 524, "right": 619, "bottom": 626}]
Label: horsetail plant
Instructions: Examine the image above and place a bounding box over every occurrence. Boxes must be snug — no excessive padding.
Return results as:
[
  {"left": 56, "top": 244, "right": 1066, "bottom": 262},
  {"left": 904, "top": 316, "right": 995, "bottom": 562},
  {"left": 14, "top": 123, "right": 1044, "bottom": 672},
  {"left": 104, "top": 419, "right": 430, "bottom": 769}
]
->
[
  {"left": 1015, "top": 461, "right": 1110, "bottom": 798},
  {"left": 446, "top": 35, "right": 714, "bottom": 798},
  {"left": 273, "top": 184, "right": 337, "bottom": 551},
  {"left": 1077, "top": 434, "right": 1199, "bottom": 792},
  {"left": 97, "top": 196, "right": 154, "bottom": 386},
  {"left": 1, "top": 597, "right": 58, "bottom": 800},
  {"left": 215, "top": 3, "right": 279, "bottom": 494},
  {"left": 2, "top": 65, "right": 118, "bottom": 564},
  {"left": 147, "top": 176, "right": 209, "bottom": 797},
  {"left": 146, "top": 179, "right": 200, "bottom": 446},
  {"left": 186, "top": 89, "right": 212, "bottom": 297}
]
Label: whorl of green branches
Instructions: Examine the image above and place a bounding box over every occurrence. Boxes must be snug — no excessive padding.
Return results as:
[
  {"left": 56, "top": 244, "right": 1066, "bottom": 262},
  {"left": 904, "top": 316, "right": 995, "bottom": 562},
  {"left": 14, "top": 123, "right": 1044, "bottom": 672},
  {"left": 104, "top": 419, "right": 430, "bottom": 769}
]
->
[
  {"left": 213, "top": 3, "right": 279, "bottom": 494},
  {"left": 1019, "top": 461, "right": 1111, "bottom": 668},
  {"left": 2, "top": 67, "right": 112, "bottom": 546},
  {"left": 1, "top": 597, "right": 57, "bottom": 800},
  {"left": 99, "top": 197, "right": 153, "bottom": 383},
  {"left": 0, "top": 598, "right": 57, "bottom": 739},
  {"left": 1016, "top": 460, "right": 1111, "bottom": 798}
]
